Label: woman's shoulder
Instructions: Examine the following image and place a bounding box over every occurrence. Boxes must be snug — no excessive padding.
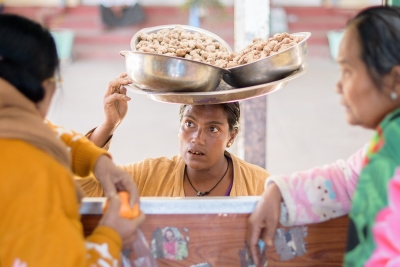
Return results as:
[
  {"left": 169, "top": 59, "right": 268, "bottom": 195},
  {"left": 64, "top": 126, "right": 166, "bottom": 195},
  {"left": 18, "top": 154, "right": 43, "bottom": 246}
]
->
[
  {"left": 0, "top": 139, "right": 68, "bottom": 169},
  {"left": 0, "top": 139, "right": 71, "bottom": 184},
  {"left": 135, "top": 154, "right": 182, "bottom": 166},
  {"left": 228, "top": 152, "right": 269, "bottom": 177},
  {"left": 119, "top": 154, "right": 183, "bottom": 176},
  {"left": 1, "top": 139, "right": 55, "bottom": 162}
]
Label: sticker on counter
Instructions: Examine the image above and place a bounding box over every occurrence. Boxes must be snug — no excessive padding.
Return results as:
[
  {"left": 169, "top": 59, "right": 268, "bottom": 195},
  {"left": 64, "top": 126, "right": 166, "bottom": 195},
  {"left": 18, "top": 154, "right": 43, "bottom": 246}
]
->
[
  {"left": 275, "top": 226, "right": 307, "bottom": 261},
  {"left": 239, "top": 240, "right": 267, "bottom": 267},
  {"left": 151, "top": 227, "right": 189, "bottom": 260}
]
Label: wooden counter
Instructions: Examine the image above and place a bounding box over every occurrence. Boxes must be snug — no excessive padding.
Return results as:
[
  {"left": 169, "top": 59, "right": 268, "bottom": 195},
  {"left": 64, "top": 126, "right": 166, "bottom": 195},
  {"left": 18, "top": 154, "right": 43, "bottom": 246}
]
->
[{"left": 80, "top": 197, "right": 348, "bottom": 267}]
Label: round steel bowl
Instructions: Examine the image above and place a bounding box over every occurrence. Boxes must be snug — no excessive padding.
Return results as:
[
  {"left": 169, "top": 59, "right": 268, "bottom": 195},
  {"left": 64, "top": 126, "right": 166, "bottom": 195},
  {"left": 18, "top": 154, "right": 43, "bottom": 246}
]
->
[
  {"left": 125, "top": 63, "right": 308, "bottom": 105},
  {"left": 223, "top": 32, "right": 311, "bottom": 88},
  {"left": 120, "top": 51, "right": 230, "bottom": 93},
  {"left": 130, "top": 24, "right": 233, "bottom": 53}
]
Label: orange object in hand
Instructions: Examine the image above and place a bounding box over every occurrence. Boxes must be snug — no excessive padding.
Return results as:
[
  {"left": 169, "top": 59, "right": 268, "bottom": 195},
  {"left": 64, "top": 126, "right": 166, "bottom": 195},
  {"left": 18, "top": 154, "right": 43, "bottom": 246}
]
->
[{"left": 103, "top": 191, "right": 140, "bottom": 219}]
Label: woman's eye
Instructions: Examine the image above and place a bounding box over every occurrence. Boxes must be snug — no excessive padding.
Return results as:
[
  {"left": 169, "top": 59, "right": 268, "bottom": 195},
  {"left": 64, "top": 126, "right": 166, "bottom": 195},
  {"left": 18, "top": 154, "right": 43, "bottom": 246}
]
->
[
  {"left": 209, "top": 126, "right": 219, "bottom": 133},
  {"left": 340, "top": 68, "right": 350, "bottom": 77},
  {"left": 185, "top": 121, "right": 194, "bottom": 127}
]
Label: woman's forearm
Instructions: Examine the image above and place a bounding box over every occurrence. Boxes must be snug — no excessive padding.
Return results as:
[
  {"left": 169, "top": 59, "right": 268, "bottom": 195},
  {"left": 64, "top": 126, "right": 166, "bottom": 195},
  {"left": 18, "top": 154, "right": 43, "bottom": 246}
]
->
[{"left": 87, "top": 122, "right": 118, "bottom": 148}]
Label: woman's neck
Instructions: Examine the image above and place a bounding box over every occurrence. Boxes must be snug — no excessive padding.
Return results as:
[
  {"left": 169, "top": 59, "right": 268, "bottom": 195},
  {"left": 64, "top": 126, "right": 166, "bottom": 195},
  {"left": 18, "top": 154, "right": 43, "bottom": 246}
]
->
[
  {"left": 185, "top": 155, "right": 228, "bottom": 185},
  {"left": 183, "top": 155, "right": 234, "bottom": 197}
]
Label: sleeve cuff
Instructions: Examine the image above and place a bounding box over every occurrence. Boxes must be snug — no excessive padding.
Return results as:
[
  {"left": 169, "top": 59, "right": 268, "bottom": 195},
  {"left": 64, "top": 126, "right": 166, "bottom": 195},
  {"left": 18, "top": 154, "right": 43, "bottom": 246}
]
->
[
  {"left": 72, "top": 139, "right": 111, "bottom": 177},
  {"left": 85, "top": 127, "right": 113, "bottom": 151},
  {"left": 86, "top": 225, "right": 122, "bottom": 260}
]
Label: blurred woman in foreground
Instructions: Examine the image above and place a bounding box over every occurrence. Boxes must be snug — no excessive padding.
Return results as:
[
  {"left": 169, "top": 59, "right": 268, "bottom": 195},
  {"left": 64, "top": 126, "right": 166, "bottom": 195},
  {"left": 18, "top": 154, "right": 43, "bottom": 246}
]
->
[{"left": 0, "top": 14, "right": 144, "bottom": 266}]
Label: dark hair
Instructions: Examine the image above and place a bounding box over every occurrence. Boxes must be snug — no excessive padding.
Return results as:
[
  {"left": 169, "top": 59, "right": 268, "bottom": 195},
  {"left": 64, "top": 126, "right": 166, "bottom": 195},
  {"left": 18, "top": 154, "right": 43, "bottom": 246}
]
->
[
  {"left": 348, "top": 6, "right": 400, "bottom": 89},
  {"left": 179, "top": 102, "right": 241, "bottom": 132},
  {"left": 0, "top": 14, "right": 59, "bottom": 103}
]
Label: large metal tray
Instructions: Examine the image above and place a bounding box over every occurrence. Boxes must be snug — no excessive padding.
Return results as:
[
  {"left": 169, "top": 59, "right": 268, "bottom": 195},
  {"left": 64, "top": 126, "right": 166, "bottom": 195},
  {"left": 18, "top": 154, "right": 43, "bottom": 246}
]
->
[{"left": 125, "top": 63, "right": 308, "bottom": 105}]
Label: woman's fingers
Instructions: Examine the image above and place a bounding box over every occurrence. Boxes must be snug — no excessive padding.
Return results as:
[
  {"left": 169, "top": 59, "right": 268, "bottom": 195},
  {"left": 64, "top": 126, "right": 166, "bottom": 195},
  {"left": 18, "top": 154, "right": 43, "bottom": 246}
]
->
[
  {"left": 101, "top": 195, "right": 146, "bottom": 249},
  {"left": 104, "top": 93, "right": 131, "bottom": 106},
  {"left": 106, "top": 76, "right": 132, "bottom": 96},
  {"left": 110, "top": 167, "right": 140, "bottom": 207},
  {"left": 105, "top": 193, "right": 121, "bottom": 215},
  {"left": 265, "top": 210, "right": 279, "bottom": 247},
  {"left": 119, "top": 177, "right": 140, "bottom": 207},
  {"left": 246, "top": 183, "right": 282, "bottom": 266},
  {"left": 120, "top": 86, "right": 127, "bottom": 96},
  {"left": 122, "top": 213, "right": 146, "bottom": 248},
  {"left": 247, "top": 218, "right": 264, "bottom": 267}
]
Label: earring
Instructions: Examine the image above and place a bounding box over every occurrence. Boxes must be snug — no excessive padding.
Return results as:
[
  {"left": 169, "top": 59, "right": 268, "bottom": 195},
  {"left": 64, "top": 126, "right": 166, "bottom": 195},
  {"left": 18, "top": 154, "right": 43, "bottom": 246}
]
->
[
  {"left": 391, "top": 92, "right": 398, "bottom": 100},
  {"left": 227, "top": 142, "right": 232, "bottom": 148}
]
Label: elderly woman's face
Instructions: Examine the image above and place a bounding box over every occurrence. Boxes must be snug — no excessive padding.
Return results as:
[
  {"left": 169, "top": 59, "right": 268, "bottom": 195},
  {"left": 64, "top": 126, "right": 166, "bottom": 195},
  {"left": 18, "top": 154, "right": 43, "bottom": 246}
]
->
[
  {"left": 179, "top": 105, "right": 234, "bottom": 170},
  {"left": 336, "top": 26, "right": 396, "bottom": 129}
]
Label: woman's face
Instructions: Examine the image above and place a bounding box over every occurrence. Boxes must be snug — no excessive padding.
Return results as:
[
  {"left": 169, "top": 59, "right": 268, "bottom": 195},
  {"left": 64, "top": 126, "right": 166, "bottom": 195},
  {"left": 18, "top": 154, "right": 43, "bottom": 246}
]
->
[
  {"left": 179, "top": 105, "right": 236, "bottom": 170},
  {"left": 165, "top": 230, "right": 175, "bottom": 241},
  {"left": 336, "top": 26, "right": 396, "bottom": 129}
]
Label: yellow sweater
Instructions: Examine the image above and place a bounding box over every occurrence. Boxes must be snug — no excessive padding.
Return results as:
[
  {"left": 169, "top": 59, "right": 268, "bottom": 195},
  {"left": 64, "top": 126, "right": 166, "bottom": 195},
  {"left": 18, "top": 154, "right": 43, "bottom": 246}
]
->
[
  {"left": 80, "top": 152, "right": 269, "bottom": 197},
  {"left": 0, "top": 133, "right": 122, "bottom": 266}
]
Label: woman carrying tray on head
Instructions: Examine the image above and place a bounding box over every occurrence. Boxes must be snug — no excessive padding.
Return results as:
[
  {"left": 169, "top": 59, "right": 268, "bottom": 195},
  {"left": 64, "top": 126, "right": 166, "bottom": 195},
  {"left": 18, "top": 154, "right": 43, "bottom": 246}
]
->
[{"left": 77, "top": 73, "right": 269, "bottom": 197}]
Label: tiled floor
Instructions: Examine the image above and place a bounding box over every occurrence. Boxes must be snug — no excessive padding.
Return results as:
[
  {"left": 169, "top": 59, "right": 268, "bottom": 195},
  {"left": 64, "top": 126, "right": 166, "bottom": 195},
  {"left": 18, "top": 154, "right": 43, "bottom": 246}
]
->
[{"left": 47, "top": 56, "right": 373, "bottom": 177}]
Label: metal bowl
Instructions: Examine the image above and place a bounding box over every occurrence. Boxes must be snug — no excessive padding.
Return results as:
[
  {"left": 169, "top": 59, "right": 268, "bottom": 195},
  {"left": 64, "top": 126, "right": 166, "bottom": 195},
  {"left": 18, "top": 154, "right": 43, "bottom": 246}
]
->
[
  {"left": 120, "top": 51, "right": 230, "bottom": 93},
  {"left": 130, "top": 24, "right": 233, "bottom": 53},
  {"left": 223, "top": 32, "right": 311, "bottom": 88},
  {"left": 125, "top": 63, "right": 308, "bottom": 105}
]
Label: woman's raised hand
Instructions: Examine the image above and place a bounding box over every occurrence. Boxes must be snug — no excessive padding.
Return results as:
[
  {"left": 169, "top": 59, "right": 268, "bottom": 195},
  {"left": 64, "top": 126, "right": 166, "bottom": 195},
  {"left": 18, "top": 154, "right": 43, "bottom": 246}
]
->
[
  {"left": 246, "top": 182, "right": 282, "bottom": 267},
  {"left": 103, "top": 73, "right": 132, "bottom": 128},
  {"left": 88, "top": 73, "right": 132, "bottom": 148}
]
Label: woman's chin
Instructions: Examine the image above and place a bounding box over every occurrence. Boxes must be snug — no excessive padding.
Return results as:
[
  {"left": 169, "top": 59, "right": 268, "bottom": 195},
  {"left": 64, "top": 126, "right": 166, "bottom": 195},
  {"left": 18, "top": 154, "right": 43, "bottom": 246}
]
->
[
  {"left": 346, "top": 117, "right": 359, "bottom": 126},
  {"left": 185, "top": 161, "right": 204, "bottom": 170},
  {"left": 344, "top": 109, "right": 357, "bottom": 125}
]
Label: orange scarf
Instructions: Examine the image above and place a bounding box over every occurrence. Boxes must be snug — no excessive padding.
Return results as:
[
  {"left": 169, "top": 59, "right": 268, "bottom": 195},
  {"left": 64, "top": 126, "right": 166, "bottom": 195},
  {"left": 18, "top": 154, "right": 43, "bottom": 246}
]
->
[
  {"left": 0, "top": 78, "right": 71, "bottom": 168},
  {"left": 0, "top": 78, "right": 84, "bottom": 201}
]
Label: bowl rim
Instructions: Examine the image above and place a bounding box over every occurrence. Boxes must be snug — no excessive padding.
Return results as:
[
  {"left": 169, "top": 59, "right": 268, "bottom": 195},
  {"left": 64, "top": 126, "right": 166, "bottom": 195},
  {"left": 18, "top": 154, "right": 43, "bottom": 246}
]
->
[
  {"left": 124, "top": 63, "right": 309, "bottom": 102},
  {"left": 120, "top": 50, "right": 231, "bottom": 74},
  {"left": 130, "top": 24, "right": 233, "bottom": 54},
  {"left": 225, "top": 32, "right": 311, "bottom": 70}
]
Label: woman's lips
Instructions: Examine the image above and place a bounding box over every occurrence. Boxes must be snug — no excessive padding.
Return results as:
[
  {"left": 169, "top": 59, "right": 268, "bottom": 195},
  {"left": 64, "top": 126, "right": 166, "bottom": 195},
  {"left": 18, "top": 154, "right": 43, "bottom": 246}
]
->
[{"left": 188, "top": 149, "right": 204, "bottom": 156}]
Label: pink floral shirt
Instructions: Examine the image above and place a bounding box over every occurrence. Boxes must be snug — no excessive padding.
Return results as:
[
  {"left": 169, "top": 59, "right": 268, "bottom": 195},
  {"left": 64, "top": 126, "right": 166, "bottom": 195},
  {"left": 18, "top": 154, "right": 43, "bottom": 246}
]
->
[{"left": 266, "top": 145, "right": 367, "bottom": 226}]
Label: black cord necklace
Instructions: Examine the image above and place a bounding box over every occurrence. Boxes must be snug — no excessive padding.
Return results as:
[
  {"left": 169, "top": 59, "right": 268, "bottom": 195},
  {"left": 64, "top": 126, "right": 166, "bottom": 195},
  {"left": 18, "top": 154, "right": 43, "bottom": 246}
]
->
[{"left": 184, "top": 157, "right": 230, "bottom": 196}]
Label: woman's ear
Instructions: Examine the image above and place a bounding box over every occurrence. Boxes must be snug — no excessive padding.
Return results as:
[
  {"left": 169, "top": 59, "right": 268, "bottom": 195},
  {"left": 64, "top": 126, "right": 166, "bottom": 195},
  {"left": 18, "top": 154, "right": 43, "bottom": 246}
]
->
[
  {"left": 392, "top": 66, "right": 400, "bottom": 97},
  {"left": 227, "top": 128, "right": 239, "bottom": 147},
  {"left": 384, "top": 66, "right": 400, "bottom": 100}
]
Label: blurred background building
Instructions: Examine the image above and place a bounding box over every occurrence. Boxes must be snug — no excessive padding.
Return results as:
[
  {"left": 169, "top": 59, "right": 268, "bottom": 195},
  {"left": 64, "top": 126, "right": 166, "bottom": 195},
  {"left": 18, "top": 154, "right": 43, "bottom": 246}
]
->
[{"left": 2, "top": 0, "right": 381, "bottom": 61}]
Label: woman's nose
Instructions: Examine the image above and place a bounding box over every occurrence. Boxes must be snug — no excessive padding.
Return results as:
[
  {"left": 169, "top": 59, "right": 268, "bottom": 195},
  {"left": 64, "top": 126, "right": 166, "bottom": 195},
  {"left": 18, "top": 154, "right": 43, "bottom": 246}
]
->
[
  {"left": 191, "top": 129, "right": 205, "bottom": 144},
  {"left": 335, "top": 80, "right": 343, "bottom": 94}
]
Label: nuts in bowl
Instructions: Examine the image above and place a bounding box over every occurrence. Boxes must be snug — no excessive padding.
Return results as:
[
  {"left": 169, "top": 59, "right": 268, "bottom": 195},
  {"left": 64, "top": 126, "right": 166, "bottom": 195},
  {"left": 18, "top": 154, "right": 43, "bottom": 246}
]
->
[
  {"left": 223, "top": 32, "right": 311, "bottom": 88},
  {"left": 131, "top": 25, "right": 233, "bottom": 68}
]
